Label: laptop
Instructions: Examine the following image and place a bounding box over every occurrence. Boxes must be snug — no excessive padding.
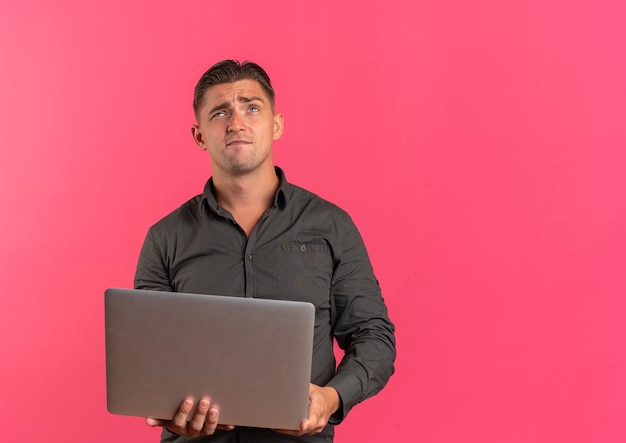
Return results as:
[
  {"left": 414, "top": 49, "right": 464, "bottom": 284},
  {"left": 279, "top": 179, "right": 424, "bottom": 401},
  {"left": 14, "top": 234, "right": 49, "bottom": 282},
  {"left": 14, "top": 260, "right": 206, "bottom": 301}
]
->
[{"left": 104, "top": 288, "right": 314, "bottom": 430}]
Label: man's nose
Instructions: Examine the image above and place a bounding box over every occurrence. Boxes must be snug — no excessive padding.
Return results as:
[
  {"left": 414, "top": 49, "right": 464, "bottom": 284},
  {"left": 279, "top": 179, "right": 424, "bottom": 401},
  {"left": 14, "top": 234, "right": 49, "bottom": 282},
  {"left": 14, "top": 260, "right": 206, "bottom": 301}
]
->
[{"left": 227, "top": 111, "right": 244, "bottom": 132}]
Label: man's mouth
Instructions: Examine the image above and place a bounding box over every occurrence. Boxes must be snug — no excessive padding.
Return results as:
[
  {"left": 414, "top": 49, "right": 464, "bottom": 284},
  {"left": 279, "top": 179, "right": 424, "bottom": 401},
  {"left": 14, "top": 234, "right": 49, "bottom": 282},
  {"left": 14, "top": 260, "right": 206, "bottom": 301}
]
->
[{"left": 226, "top": 139, "right": 251, "bottom": 146}]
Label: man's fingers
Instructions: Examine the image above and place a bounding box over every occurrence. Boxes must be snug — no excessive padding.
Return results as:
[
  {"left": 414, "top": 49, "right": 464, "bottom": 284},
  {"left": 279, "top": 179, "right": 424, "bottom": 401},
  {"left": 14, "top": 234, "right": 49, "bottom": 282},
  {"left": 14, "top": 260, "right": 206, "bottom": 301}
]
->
[
  {"left": 201, "top": 407, "right": 219, "bottom": 435},
  {"left": 145, "top": 417, "right": 165, "bottom": 427},
  {"left": 171, "top": 398, "right": 194, "bottom": 430},
  {"left": 301, "top": 416, "right": 322, "bottom": 435},
  {"left": 144, "top": 397, "right": 226, "bottom": 437},
  {"left": 188, "top": 398, "right": 210, "bottom": 435},
  {"left": 216, "top": 424, "right": 236, "bottom": 431}
]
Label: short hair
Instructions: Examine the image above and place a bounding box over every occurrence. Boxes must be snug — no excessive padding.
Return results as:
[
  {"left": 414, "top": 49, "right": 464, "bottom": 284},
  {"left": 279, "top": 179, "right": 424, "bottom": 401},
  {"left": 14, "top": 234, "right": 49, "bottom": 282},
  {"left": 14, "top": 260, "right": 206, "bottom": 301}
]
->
[{"left": 193, "top": 60, "right": 276, "bottom": 117}]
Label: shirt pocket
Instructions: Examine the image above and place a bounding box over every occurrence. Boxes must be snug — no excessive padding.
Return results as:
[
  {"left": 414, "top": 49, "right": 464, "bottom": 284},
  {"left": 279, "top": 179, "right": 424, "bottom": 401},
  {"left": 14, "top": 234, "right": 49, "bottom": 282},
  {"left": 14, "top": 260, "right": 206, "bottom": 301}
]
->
[{"left": 275, "top": 242, "right": 333, "bottom": 305}]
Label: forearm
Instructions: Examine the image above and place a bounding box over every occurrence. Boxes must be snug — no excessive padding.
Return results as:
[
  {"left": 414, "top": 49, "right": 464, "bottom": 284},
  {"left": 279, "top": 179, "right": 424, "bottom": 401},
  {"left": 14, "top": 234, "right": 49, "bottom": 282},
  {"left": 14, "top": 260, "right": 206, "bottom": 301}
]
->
[{"left": 326, "top": 320, "right": 396, "bottom": 422}]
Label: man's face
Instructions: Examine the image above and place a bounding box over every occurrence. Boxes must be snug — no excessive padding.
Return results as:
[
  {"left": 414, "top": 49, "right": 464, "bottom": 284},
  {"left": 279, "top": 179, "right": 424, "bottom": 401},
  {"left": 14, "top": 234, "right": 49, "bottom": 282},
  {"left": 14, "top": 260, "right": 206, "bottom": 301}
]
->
[{"left": 191, "top": 79, "right": 284, "bottom": 177}]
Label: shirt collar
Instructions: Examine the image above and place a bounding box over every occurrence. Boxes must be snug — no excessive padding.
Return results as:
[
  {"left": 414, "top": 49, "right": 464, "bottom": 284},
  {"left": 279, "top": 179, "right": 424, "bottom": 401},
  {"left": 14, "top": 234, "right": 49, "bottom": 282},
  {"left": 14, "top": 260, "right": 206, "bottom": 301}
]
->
[{"left": 201, "top": 166, "right": 290, "bottom": 214}]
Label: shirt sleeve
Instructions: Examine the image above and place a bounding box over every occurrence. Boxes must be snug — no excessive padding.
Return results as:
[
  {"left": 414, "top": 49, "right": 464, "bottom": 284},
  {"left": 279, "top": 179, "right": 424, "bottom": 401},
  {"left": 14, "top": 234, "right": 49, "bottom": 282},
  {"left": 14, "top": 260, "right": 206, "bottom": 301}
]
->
[
  {"left": 134, "top": 226, "right": 174, "bottom": 291},
  {"left": 325, "top": 213, "right": 396, "bottom": 423}
]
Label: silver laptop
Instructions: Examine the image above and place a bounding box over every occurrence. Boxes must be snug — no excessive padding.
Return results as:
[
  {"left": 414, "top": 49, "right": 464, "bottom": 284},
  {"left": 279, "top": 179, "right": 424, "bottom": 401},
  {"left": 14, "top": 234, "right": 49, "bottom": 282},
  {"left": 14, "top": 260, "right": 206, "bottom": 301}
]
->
[{"left": 105, "top": 288, "right": 314, "bottom": 430}]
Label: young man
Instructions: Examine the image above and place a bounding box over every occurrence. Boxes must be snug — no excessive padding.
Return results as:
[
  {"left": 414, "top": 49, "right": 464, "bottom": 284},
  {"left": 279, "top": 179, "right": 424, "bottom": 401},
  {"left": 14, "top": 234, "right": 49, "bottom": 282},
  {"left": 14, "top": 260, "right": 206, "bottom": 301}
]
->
[{"left": 134, "top": 60, "right": 396, "bottom": 442}]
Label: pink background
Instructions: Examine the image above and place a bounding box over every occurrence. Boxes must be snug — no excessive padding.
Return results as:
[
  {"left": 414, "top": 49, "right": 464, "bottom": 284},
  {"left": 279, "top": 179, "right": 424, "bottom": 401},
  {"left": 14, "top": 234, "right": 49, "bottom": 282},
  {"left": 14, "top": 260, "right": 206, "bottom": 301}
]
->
[{"left": 1, "top": 1, "right": 625, "bottom": 442}]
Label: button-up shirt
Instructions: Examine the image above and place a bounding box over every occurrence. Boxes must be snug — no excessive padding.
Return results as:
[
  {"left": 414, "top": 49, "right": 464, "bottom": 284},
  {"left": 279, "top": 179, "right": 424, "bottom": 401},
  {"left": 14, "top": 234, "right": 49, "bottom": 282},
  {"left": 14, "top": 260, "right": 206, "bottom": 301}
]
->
[{"left": 134, "top": 167, "right": 396, "bottom": 442}]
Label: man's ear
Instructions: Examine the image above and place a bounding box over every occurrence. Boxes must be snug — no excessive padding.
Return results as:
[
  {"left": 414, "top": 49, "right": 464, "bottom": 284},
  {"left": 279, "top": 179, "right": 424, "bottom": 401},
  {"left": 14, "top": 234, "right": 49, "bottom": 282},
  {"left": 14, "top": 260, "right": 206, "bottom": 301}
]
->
[
  {"left": 273, "top": 113, "right": 284, "bottom": 141},
  {"left": 191, "top": 125, "right": 206, "bottom": 150}
]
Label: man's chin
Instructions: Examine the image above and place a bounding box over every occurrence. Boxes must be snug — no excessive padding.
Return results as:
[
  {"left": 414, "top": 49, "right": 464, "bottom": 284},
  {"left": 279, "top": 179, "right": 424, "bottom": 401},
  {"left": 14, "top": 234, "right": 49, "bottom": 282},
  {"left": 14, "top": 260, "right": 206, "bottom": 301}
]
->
[{"left": 223, "top": 162, "right": 261, "bottom": 176}]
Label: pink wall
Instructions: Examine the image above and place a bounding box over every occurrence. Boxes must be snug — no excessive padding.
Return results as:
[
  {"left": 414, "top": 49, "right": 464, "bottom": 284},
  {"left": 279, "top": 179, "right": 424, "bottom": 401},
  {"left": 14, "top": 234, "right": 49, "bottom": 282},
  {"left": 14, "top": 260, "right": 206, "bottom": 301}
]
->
[{"left": 1, "top": 1, "right": 625, "bottom": 442}]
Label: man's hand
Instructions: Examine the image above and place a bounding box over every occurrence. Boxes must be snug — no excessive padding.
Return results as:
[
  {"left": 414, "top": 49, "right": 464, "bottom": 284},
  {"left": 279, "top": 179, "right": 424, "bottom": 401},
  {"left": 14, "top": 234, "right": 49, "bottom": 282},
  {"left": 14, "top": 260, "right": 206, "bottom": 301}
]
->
[
  {"left": 145, "top": 397, "right": 235, "bottom": 437},
  {"left": 276, "top": 384, "right": 341, "bottom": 436}
]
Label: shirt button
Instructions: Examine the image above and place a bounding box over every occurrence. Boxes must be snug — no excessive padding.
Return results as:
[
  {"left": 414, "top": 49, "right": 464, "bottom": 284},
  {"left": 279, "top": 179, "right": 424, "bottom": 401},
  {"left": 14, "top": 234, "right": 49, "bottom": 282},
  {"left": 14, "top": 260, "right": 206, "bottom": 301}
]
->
[
  {"left": 300, "top": 245, "right": 307, "bottom": 252},
  {"left": 246, "top": 254, "right": 253, "bottom": 260}
]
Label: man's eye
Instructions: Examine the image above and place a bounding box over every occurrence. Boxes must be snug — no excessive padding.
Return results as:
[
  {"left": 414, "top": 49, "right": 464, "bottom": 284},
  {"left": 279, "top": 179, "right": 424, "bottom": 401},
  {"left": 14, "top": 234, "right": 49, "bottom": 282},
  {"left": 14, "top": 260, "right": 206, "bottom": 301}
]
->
[
  {"left": 211, "top": 111, "right": 227, "bottom": 119},
  {"left": 249, "top": 106, "right": 260, "bottom": 112}
]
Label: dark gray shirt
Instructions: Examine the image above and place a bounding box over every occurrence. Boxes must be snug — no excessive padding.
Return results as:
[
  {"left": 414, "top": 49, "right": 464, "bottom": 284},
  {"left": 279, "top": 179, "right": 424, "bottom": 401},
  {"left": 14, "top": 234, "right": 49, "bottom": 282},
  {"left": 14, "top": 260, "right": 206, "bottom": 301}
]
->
[{"left": 134, "top": 167, "right": 396, "bottom": 442}]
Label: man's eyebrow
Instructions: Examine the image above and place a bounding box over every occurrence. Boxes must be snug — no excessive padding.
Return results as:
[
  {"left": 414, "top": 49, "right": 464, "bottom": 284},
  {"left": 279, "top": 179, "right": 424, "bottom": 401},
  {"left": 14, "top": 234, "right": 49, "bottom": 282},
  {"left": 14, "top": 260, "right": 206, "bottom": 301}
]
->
[
  {"left": 207, "top": 101, "right": 230, "bottom": 116},
  {"left": 237, "top": 96, "right": 264, "bottom": 104}
]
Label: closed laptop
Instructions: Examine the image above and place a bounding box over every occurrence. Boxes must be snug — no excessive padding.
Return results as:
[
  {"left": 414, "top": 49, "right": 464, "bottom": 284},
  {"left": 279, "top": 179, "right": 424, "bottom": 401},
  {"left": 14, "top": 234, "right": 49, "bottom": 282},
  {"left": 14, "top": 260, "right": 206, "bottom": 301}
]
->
[{"left": 104, "top": 288, "right": 314, "bottom": 430}]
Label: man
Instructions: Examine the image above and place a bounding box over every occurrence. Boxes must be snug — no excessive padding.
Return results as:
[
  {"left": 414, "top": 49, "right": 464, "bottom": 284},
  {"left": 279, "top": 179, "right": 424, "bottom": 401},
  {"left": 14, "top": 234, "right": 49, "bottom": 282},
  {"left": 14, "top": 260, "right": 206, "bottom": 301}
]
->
[{"left": 134, "top": 60, "right": 396, "bottom": 442}]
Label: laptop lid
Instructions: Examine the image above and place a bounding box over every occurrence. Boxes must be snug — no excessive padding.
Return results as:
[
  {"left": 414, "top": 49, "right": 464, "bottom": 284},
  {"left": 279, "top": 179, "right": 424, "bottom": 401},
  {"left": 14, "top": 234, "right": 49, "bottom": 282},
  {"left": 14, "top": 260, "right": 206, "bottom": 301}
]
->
[{"left": 104, "top": 288, "right": 314, "bottom": 430}]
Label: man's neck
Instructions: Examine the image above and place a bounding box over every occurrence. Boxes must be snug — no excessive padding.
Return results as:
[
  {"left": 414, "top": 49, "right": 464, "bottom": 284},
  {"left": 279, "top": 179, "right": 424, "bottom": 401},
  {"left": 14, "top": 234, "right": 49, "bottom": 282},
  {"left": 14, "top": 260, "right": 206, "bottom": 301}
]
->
[{"left": 212, "top": 164, "right": 280, "bottom": 223}]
